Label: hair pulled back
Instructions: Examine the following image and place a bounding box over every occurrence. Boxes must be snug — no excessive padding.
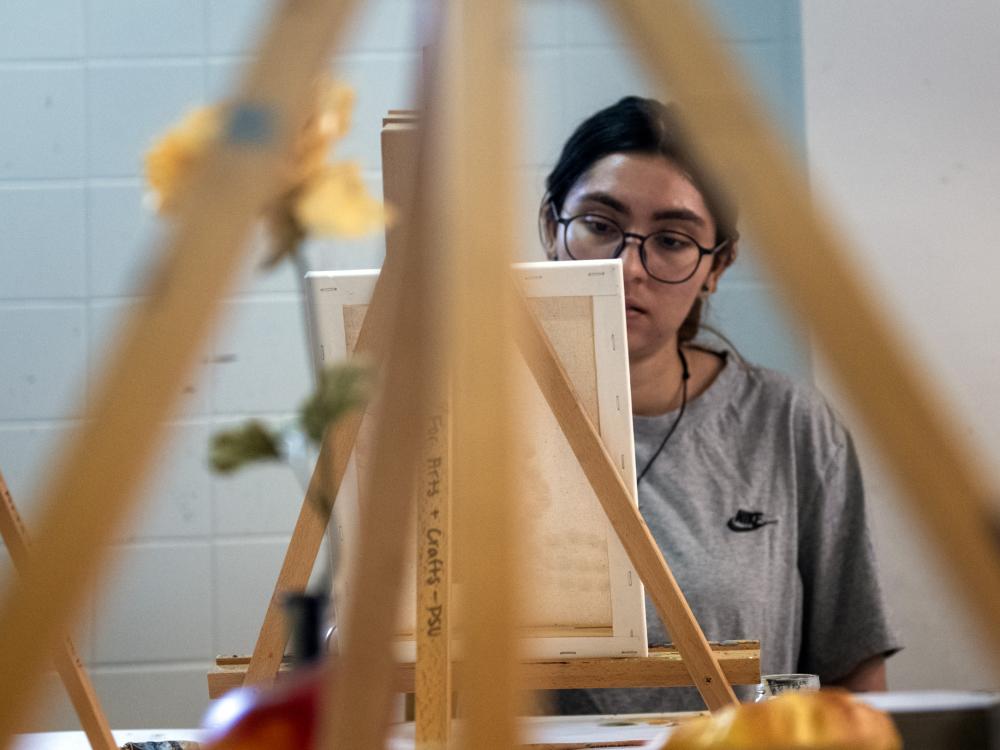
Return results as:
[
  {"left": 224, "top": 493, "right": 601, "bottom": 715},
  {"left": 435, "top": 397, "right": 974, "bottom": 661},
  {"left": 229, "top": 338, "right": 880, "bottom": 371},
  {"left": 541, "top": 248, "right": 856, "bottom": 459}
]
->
[{"left": 541, "top": 96, "right": 739, "bottom": 342}]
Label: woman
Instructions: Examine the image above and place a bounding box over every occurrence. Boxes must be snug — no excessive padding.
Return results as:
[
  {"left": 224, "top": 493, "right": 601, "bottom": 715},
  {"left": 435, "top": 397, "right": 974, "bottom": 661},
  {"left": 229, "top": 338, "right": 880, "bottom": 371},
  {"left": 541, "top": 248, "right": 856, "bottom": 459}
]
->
[{"left": 539, "top": 97, "right": 900, "bottom": 713}]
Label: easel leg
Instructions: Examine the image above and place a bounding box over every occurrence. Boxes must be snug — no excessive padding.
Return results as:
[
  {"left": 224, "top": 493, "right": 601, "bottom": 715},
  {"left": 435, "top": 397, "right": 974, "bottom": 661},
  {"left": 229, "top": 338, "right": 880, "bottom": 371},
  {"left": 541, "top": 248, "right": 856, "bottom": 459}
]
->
[
  {"left": 0, "top": 471, "right": 117, "bottom": 750},
  {"left": 416, "top": 402, "right": 452, "bottom": 749}
]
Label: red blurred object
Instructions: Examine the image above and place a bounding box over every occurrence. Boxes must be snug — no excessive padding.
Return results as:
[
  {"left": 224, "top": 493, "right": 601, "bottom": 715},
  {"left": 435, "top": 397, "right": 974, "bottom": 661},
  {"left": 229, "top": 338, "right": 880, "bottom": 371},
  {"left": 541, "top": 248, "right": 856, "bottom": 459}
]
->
[
  {"left": 204, "top": 666, "right": 328, "bottom": 750},
  {"left": 204, "top": 592, "right": 331, "bottom": 748}
]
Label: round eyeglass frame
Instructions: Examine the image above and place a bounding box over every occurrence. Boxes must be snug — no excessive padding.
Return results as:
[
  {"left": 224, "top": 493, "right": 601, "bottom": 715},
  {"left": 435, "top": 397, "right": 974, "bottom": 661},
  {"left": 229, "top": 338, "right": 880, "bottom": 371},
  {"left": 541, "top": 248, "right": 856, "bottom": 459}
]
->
[{"left": 556, "top": 213, "right": 729, "bottom": 284}]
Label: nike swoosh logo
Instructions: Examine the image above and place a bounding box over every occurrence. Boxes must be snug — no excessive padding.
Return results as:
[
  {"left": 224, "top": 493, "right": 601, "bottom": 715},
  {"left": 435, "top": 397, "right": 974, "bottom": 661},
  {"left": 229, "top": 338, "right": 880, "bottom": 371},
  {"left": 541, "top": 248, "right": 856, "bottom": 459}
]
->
[{"left": 726, "top": 517, "right": 778, "bottom": 532}]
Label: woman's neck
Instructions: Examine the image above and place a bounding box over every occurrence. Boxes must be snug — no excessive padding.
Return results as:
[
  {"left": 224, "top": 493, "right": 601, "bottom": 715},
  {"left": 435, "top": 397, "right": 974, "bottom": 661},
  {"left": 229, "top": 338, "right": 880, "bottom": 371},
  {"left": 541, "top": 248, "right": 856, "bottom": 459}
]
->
[
  {"left": 630, "top": 340, "right": 686, "bottom": 416},
  {"left": 630, "top": 341, "right": 727, "bottom": 417}
]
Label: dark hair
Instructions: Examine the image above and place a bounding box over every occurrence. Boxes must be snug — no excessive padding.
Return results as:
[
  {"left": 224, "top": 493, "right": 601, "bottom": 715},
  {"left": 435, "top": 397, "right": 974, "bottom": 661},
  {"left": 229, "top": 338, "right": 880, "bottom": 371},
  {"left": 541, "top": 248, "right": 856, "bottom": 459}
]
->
[{"left": 541, "top": 96, "right": 739, "bottom": 342}]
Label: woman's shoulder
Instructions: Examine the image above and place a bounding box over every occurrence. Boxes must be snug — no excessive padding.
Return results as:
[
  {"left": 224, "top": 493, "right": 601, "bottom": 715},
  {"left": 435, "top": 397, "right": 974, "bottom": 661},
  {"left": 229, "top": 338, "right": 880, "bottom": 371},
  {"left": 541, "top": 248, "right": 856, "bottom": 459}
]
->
[
  {"left": 748, "top": 360, "right": 851, "bottom": 455},
  {"left": 698, "top": 344, "right": 852, "bottom": 456},
  {"left": 736, "top": 357, "right": 821, "bottom": 406}
]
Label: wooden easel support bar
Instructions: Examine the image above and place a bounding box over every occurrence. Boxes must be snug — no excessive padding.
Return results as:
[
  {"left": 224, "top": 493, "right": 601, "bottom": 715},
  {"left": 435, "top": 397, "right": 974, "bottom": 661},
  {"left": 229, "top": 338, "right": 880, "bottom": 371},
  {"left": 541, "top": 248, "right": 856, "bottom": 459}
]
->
[
  {"left": 0, "top": 471, "right": 116, "bottom": 750},
  {"left": 608, "top": 0, "right": 1000, "bottom": 668},
  {"left": 208, "top": 641, "right": 760, "bottom": 698}
]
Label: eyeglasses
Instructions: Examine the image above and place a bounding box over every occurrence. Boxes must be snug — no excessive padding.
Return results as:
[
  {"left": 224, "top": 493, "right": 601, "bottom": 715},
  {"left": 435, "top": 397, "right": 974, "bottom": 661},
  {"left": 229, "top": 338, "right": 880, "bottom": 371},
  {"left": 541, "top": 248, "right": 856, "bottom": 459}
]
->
[{"left": 557, "top": 213, "right": 728, "bottom": 284}]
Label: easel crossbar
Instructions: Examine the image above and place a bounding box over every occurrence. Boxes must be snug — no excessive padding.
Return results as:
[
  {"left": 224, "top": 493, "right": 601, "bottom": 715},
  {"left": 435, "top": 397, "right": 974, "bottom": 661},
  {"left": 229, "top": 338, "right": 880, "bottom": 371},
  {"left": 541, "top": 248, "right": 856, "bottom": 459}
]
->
[{"left": 208, "top": 642, "right": 760, "bottom": 698}]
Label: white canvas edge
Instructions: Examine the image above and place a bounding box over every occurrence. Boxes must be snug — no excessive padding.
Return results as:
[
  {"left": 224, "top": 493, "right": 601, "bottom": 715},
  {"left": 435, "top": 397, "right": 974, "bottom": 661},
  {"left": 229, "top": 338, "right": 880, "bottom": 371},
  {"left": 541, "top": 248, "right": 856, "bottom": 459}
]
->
[
  {"left": 304, "top": 272, "right": 365, "bottom": 634},
  {"left": 305, "top": 260, "right": 647, "bottom": 660}
]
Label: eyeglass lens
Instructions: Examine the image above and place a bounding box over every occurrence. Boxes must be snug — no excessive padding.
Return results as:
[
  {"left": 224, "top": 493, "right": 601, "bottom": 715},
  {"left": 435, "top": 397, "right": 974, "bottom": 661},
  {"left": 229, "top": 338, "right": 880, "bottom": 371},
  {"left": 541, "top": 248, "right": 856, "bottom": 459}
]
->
[{"left": 565, "top": 215, "right": 703, "bottom": 282}]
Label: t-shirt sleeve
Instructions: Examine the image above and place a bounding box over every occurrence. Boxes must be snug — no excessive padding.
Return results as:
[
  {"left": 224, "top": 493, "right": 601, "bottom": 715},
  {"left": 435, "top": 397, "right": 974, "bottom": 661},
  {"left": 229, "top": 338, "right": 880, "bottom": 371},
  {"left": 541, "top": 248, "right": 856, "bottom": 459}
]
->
[{"left": 796, "top": 430, "right": 902, "bottom": 683}]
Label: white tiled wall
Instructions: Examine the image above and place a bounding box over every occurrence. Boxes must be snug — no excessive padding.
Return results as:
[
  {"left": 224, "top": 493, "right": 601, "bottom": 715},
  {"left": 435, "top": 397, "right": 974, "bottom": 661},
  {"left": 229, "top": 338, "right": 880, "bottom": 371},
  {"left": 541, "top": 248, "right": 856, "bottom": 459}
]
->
[{"left": 0, "top": 0, "right": 807, "bottom": 730}]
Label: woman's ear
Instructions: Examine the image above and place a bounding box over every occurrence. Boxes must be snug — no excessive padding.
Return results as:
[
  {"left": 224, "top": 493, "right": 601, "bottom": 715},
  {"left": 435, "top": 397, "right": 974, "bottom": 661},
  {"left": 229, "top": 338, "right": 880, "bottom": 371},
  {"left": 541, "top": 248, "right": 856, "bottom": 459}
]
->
[
  {"left": 538, "top": 200, "right": 558, "bottom": 260},
  {"left": 704, "top": 238, "right": 738, "bottom": 293}
]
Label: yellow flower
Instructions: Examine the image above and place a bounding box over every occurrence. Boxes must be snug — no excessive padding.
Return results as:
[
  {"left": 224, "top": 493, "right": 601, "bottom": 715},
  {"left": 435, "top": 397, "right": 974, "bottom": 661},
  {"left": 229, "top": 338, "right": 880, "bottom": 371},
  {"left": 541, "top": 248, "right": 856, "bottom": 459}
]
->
[
  {"left": 293, "top": 162, "right": 392, "bottom": 238},
  {"left": 144, "top": 75, "right": 386, "bottom": 255},
  {"left": 145, "top": 106, "right": 221, "bottom": 212},
  {"left": 287, "top": 80, "right": 355, "bottom": 186}
]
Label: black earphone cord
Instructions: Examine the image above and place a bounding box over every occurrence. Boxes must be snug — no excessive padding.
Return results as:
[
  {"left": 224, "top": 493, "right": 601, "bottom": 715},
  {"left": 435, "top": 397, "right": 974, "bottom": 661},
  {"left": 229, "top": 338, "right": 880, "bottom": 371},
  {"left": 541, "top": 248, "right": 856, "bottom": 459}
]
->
[{"left": 636, "top": 347, "right": 690, "bottom": 486}]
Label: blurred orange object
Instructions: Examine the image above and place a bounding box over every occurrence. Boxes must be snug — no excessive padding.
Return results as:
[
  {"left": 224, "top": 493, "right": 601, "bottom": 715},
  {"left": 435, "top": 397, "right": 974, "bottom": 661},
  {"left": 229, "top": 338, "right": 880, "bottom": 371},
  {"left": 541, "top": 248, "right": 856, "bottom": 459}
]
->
[{"left": 663, "top": 689, "right": 901, "bottom": 750}]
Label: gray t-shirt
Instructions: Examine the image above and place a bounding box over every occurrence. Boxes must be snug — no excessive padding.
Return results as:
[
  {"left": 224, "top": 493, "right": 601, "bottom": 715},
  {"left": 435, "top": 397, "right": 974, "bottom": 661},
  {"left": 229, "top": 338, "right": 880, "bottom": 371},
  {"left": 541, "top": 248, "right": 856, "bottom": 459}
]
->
[{"left": 557, "top": 349, "right": 901, "bottom": 714}]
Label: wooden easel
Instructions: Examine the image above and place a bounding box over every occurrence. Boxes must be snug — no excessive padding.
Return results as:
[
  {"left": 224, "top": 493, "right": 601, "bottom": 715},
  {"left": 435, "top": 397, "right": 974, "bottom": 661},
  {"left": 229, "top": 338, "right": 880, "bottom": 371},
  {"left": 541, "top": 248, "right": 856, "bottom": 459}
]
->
[
  {"left": 5, "top": 1, "right": 1000, "bottom": 749},
  {"left": 0, "top": 471, "right": 116, "bottom": 750}
]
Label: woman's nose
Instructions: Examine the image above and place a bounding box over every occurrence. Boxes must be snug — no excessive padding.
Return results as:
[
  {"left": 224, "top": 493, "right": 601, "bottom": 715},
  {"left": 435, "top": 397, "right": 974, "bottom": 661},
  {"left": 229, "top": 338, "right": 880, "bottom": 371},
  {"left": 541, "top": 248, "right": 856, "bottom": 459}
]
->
[{"left": 620, "top": 240, "right": 646, "bottom": 279}]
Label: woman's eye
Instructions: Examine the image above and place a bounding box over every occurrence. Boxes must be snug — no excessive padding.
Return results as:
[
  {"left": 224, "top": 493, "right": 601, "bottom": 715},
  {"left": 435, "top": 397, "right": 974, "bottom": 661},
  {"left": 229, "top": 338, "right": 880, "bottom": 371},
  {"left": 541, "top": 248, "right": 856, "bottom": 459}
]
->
[
  {"left": 652, "top": 232, "right": 692, "bottom": 252},
  {"left": 582, "top": 217, "right": 616, "bottom": 236}
]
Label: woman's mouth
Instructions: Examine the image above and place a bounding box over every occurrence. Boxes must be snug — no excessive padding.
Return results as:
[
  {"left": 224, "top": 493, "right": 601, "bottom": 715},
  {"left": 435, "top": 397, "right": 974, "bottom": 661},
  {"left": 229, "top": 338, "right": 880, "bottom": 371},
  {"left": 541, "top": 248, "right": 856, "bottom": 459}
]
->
[{"left": 625, "top": 299, "right": 647, "bottom": 317}]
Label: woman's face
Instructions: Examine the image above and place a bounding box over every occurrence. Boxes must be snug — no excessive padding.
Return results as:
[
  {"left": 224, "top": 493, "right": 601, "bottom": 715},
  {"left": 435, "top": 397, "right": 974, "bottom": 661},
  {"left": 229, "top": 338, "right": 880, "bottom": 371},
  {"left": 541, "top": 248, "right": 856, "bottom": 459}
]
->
[{"left": 550, "top": 152, "right": 726, "bottom": 362}]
